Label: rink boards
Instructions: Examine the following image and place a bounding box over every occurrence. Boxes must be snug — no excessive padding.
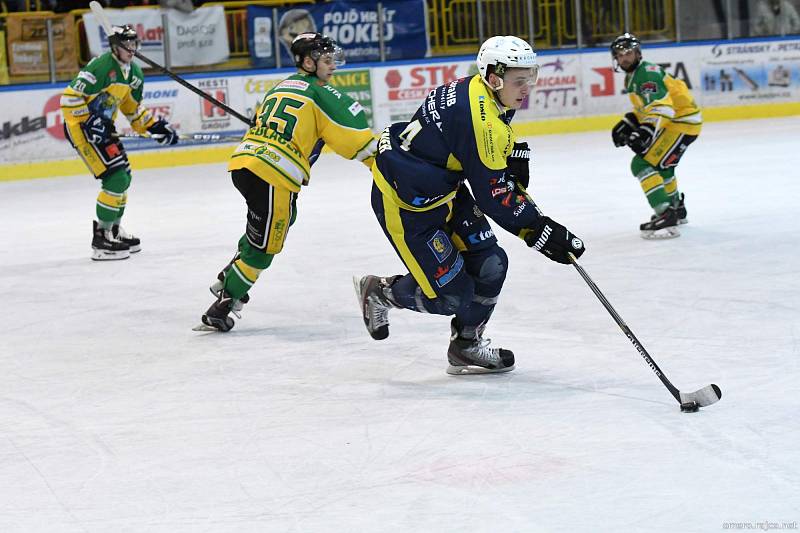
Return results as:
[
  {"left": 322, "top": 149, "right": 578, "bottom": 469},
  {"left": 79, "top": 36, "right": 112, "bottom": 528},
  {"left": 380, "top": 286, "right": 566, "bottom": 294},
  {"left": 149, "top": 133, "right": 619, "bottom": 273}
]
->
[{"left": 1, "top": 36, "right": 799, "bottom": 180}]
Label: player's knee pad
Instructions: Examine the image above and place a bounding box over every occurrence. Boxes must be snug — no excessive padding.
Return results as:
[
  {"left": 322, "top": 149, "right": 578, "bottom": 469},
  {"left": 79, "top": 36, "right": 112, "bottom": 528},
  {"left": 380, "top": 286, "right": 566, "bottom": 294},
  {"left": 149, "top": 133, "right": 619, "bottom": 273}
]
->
[
  {"left": 239, "top": 240, "right": 275, "bottom": 270},
  {"left": 630, "top": 155, "right": 656, "bottom": 177},
  {"left": 101, "top": 167, "right": 132, "bottom": 194},
  {"left": 463, "top": 246, "right": 508, "bottom": 297}
]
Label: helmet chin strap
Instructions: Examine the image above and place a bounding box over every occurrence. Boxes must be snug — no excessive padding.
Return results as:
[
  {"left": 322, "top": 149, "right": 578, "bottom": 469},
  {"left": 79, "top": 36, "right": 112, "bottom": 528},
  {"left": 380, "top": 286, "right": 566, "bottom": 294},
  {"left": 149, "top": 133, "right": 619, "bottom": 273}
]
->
[{"left": 299, "top": 55, "right": 321, "bottom": 76}]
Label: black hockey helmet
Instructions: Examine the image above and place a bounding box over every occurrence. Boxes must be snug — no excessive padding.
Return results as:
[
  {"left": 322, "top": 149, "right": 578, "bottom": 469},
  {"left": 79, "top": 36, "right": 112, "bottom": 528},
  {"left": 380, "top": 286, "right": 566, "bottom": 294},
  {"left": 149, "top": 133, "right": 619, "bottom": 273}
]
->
[
  {"left": 291, "top": 32, "right": 345, "bottom": 71},
  {"left": 108, "top": 24, "right": 140, "bottom": 53},
  {"left": 610, "top": 32, "right": 641, "bottom": 71}
]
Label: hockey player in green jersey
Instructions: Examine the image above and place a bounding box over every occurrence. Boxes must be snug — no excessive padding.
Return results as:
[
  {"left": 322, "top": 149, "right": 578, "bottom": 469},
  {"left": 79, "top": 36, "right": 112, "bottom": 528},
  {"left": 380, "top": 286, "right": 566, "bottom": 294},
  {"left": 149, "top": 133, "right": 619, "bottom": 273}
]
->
[
  {"left": 610, "top": 32, "right": 702, "bottom": 239},
  {"left": 197, "top": 32, "right": 377, "bottom": 332},
  {"left": 61, "top": 24, "right": 179, "bottom": 260}
]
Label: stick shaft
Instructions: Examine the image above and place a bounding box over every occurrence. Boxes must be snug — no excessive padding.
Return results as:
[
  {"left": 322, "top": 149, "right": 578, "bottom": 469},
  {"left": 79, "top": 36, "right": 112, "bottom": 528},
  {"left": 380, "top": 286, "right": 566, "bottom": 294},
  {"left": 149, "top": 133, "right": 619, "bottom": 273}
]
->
[
  {"left": 568, "top": 253, "right": 681, "bottom": 402},
  {"left": 88, "top": 1, "right": 253, "bottom": 126}
]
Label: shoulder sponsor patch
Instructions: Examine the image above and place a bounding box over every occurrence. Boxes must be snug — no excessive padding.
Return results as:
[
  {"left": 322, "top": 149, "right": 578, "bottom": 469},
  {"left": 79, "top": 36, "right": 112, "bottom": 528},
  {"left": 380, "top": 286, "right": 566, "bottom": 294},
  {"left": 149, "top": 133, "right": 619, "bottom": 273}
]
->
[
  {"left": 77, "top": 71, "right": 97, "bottom": 84},
  {"left": 645, "top": 65, "right": 661, "bottom": 72},
  {"left": 427, "top": 230, "right": 453, "bottom": 264},
  {"left": 348, "top": 101, "right": 363, "bottom": 116},
  {"left": 276, "top": 79, "right": 310, "bottom": 91}
]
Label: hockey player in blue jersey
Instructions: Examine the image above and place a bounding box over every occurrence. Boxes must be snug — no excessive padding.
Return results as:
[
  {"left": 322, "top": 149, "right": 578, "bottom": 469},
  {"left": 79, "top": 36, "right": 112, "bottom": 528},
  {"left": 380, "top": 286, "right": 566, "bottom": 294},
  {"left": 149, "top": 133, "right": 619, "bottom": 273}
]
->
[{"left": 354, "top": 36, "right": 586, "bottom": 375}]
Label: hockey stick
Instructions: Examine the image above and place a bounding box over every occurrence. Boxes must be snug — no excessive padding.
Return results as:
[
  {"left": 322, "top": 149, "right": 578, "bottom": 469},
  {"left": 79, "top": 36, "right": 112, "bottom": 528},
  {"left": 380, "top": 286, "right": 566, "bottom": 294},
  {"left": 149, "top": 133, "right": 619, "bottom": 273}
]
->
[
  {"left": 568, "top": 253, "right": 722, "bottom": 412},
  {"left": 114, "top": 132, "right": 244, "bottom": 142},
  {"left": 89, "top": 1, "right": 254, "bottom": 127}
]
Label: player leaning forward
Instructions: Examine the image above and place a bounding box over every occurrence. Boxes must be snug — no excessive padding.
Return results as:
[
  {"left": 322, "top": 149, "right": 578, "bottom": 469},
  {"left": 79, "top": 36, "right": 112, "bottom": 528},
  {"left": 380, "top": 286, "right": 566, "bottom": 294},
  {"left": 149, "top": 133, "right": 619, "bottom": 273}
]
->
[
  {"left": 354, "top": 36, "right": 586, "bottom": 375},
  {"left": 198, "top": 33, "right": 377, "bottom": 332},
  {"left": 61, "top": 24, "right": 179, "bottom": 260},
  {"left": 610, "top": 32, "right": 702, "bottom": 239}
]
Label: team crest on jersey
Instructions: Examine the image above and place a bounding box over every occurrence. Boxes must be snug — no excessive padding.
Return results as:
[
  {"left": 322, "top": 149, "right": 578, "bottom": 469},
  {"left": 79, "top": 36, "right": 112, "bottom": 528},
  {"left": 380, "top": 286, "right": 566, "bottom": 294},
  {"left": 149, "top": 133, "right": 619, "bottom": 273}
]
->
[
  {"left": 108, "top": 70, "right": 116, "bottom": 82},
  {"left": 276, "top": 80, "right": 309, "bottom": 91},
  {"left": 427, "top": 230, "right": 453, "bottom": 263},
  {"left": 641, "top": 81, "right": 658, "bottom": 93}
]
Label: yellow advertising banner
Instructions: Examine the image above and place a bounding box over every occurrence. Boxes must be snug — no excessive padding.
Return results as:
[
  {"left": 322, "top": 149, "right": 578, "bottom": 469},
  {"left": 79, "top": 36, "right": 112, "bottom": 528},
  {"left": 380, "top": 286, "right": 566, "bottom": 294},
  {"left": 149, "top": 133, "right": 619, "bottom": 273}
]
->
[
  {"left": 6, "top": 14, "right": 78, "bottom": 76},
  {"left": 0, "top": 30, "right": 9, "bottom": 84}
]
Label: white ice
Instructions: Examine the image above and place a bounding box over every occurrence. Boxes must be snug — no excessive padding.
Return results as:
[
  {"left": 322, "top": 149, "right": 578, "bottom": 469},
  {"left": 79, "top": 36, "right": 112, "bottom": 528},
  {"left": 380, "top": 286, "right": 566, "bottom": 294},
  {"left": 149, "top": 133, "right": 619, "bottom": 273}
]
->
[{"left": 1, "top": 117, "right": 799, "bottom": 532}]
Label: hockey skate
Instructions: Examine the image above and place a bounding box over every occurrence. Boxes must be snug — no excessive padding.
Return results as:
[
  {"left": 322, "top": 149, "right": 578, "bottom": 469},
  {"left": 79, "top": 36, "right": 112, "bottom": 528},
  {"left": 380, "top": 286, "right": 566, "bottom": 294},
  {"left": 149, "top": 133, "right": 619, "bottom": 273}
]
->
[
  {"left": 209, "top": 253, "right": 250, "bottom": 311},
  {"left": 353, "top": 274, "right": 401, "bottom": 340},
  {"left": 112, "top": 224, "right": 141, "bottom": 253},
  {"left": 675, "top": 193, "right": 688, "bottom": 225},
  {"left": 195, "top": 290, "right": 240, "bottom": 332},
  {"left": 447, "top": 318, "right": 515, "bottom": 375},
  {"left": 640, "top": 206, "right": 680, "bottom": 240},
  {"left": 91, "top": 220, "right": 130, "bottom": 261}
]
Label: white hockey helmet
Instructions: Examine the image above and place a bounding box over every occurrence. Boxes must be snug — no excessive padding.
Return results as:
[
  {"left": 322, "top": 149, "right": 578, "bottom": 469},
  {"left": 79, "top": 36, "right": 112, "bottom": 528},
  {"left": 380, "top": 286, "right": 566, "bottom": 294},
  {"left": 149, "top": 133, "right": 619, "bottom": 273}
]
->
[{"left": 476, "top": 35, "right": 539, "bottom": 90}]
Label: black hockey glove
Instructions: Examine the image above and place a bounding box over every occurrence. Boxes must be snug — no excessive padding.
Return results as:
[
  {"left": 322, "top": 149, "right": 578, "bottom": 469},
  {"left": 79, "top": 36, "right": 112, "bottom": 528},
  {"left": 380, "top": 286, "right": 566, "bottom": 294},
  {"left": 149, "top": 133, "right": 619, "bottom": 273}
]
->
[
  {"left": 147, "top": 118, "right": 179, "bottom": 145},
  {"left": 524, "top": 216, "right": 585, "bottom": 265},
  {"left": 627, "top": 123, "right": 655, "bottom": 155},
  {"left": 82, "top": 114, "right": 114, "bottom": 145},
  {"left": 506, "top": 142, "right": 531, "bottom": 189},
  {"left": 611, "top": 112, "right": 639, "bottom": 147}
]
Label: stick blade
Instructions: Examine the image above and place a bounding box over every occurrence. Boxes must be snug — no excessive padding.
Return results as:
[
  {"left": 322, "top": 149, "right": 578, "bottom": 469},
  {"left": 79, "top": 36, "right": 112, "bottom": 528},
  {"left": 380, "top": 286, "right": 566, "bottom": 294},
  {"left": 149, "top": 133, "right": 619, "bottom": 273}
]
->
[
  {"left": 680, "top": 384, "right": 722, "bottom": 408},
  {"left": 89, "top": 1, "right": 113, "bottom": 34}
]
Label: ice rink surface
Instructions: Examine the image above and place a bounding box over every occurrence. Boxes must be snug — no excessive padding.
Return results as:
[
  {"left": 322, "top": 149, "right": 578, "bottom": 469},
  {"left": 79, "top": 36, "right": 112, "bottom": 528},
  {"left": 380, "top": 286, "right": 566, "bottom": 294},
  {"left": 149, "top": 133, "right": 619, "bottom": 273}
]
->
[{"left": 1, "top": 117, "right": 799, "bottom": 532}]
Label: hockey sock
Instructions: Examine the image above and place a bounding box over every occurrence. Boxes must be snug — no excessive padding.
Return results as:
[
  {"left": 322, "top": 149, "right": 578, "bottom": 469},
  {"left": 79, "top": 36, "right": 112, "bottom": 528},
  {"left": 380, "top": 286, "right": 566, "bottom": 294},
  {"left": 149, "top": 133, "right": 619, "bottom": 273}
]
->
[
  {"left": 222, "top": 240, "right": 274, "bottom": 300},
  {"left": 114, "top": 192, "right": 128, "bottom": 223},
  {"left": 96, "top": 168, "right": 131, "bottom": 223},
  {"left": 660, "top": 168, "right": 680, "bottom": 204},
  {"left": 632, "top": 156, "right": 670, "bottom": 213}
]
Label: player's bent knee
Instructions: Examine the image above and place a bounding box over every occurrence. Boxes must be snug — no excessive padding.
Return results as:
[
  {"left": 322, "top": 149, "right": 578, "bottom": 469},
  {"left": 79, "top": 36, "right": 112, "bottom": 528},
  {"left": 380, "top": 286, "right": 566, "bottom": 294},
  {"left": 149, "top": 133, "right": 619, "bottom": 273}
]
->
[{"left": 476, "top": 249, "right": 508, "bottom": 285}]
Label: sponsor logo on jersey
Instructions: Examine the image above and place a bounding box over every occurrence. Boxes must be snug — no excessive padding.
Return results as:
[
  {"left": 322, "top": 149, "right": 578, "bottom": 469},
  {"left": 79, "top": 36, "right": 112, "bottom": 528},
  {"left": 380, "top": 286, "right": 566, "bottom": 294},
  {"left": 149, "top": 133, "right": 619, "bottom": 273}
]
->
[
  {"left": 348, "top": 101, "right": 363, "bottom": 116},
  {"left": 467, "top": 230, "right": 495, "bottom": 244},
  {"left": 277, "top": 79, "right": 309, "bottom": 91},
  {"left": 435, "top": 254, "right": 463, "bottom": 287},
  {"left": 491, "top": 186, "right": 507, "bottom": 198},
  {"left": 411, "top": 194, "right": 444, "bottom": 206},
  {"left": 427, "top": 230, "right": 453, "bottom": 263},
  {"left": 77, "top": 71, "right": 97, "bottom": 84}
]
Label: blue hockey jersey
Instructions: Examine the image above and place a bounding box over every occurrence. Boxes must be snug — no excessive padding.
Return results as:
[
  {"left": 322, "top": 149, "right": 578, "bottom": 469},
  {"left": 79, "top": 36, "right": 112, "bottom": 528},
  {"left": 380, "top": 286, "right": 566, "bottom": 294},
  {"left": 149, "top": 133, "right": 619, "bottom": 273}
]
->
[{"left": 373, "top": 74, "right": 542, "bottom": 239}]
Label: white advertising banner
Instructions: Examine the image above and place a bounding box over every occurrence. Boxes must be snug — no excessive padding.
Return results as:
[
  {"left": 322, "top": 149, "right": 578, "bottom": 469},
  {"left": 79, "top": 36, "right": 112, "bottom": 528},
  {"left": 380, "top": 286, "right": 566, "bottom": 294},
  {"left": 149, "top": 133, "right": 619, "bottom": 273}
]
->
[
  {"left": 370, "top": 61, "right": 475, "bottom": 129},
  {"left": 82, "top": 6, "right": 229, "bottom": 68},
  {"left": 2, "top": 38, "right": 798, "bottom": 166}
]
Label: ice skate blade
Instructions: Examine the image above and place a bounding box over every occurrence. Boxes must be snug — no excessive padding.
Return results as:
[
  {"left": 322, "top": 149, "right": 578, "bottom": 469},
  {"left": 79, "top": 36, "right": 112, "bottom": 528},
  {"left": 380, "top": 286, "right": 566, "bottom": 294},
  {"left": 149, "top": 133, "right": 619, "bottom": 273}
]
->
[
  {"left": 192, "top": 323, "right": 219, "bottom": 332},
  {"left": 128, "top": 244, "right": 141, "bottom": 253},
  {"left": 678, "top": 218, "right": 688, "bottom": 225},
  {"left": 91, "top": 249, "right": 130, "bottom": 261},
  {"left": 446, "top": 363, "right": 515, "bottom": 375},
  {"left": 640, "top": 227, "right": 680, "bottom": 240}
]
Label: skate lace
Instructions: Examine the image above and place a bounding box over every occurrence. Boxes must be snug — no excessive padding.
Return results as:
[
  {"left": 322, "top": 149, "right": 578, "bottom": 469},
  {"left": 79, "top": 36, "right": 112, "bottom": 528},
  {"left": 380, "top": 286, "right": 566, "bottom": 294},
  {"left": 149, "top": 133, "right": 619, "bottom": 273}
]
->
[
  {"left": 464, "top": 337, "right": 500, "bottom": 364},
  {"left": 368, "top": 295, "right": 389, "bottom": 327},
  {"left": 116, "top": 226, "right": 135, "bottom": 240},
  {"left": 104, "top": 229, "right": 124, "bottom": 243}
]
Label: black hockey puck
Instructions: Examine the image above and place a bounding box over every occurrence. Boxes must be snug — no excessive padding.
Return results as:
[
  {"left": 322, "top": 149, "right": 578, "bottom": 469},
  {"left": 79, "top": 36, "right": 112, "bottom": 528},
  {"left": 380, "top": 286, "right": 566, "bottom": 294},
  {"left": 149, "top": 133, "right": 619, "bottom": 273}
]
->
[{"left": 680, "top": 401, "right": 700, "bottom": 413}]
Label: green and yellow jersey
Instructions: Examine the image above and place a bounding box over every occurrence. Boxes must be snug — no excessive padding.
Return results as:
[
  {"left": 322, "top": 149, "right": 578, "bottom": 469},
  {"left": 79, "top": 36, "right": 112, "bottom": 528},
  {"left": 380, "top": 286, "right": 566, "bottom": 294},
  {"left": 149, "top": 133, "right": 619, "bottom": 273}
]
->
[
  {"left": 61, "top": 52, "right": 155, "bottom": 140},
  {"left": 625, "top": 60, "right": 702, "bottom": 136},
  {"left": 229, "top": 73, "right": 377, "bottom": 192}
]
